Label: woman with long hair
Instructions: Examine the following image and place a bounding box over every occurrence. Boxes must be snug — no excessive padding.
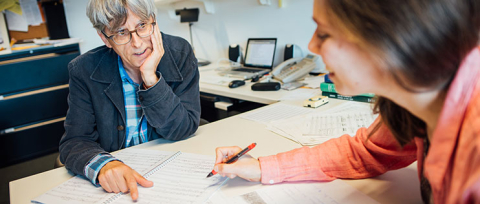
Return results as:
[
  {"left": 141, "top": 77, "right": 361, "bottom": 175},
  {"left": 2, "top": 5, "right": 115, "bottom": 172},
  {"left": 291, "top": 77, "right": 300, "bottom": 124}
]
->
[{"left": 213, "top": 0, "right": 480, "bottom": 203}]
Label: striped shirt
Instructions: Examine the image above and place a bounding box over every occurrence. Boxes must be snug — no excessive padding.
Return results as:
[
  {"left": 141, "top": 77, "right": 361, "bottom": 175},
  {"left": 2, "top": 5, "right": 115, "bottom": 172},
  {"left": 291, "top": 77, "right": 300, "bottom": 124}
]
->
[{"left": 83, "top": 57, "right": 149, "bottom": 185}]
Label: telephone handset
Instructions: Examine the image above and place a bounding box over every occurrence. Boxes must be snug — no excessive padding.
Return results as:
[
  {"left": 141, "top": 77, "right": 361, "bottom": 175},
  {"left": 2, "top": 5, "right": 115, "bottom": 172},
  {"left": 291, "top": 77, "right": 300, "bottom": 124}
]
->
[{"left": 271, "top": 54, "right": 319, "bottom": 83}]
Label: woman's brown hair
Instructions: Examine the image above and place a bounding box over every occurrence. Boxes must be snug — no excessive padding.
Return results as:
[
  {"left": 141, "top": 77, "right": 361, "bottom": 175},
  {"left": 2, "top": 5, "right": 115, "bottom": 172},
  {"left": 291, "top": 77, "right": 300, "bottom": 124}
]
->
[{"left": 324, "top": 0, "right": 480, "bottom": 146}]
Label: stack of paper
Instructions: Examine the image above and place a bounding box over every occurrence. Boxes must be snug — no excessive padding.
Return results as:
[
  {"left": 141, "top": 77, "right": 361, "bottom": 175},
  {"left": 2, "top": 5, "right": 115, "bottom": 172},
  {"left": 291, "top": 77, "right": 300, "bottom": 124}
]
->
[{"left": 266, "top": 102, "right": 378, "bottom": 145}]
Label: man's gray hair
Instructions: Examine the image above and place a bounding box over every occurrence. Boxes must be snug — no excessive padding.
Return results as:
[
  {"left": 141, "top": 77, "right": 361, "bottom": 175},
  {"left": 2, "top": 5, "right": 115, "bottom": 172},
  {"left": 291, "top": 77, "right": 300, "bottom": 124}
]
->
[{"left": 86, "top": 0, "right": 156, "bottom": 32}]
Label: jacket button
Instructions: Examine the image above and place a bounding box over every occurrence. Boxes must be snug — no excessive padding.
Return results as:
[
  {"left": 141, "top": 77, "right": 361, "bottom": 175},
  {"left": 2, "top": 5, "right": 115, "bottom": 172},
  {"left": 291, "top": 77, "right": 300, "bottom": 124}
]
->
[
  {"left": 139, "top": 96, "right": 144, "bottom": 102},
  {"left": 117, "top": 125, "right": 124, "bottom": 131}
]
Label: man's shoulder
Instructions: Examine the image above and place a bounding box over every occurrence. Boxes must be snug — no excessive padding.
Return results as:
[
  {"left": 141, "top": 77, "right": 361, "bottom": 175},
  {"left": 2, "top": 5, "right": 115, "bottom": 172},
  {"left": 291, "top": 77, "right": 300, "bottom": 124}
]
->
[{"left": 68, "top": 45, "right": 114, "bottom": 73}]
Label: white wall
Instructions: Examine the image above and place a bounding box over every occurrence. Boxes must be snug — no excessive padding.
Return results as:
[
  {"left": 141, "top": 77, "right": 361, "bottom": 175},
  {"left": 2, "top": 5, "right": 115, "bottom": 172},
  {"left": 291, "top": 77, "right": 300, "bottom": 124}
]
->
[{"left": 64, "top": 0, "right": 315, "bottom": 67}]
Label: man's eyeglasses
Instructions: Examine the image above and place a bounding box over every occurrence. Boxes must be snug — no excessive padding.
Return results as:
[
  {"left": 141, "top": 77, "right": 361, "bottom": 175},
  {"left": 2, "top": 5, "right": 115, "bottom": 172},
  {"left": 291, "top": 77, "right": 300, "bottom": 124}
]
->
[{"left": 102, "top": 22, "right": 157, "bottom": 45}]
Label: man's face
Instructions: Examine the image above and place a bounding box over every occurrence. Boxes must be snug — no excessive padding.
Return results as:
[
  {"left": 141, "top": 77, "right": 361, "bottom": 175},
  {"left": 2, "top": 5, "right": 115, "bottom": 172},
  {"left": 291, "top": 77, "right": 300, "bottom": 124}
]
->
[{"left": 99, "top": 9, "right": 154, "bottom": 70}]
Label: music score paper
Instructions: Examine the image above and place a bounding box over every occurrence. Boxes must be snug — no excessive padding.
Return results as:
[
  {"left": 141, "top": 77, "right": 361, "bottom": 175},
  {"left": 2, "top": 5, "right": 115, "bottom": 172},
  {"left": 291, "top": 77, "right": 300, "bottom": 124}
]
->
[
  {"left": 267, "top": 102, "right": 378, "bottom": 145},
  {"left": 208, "top": 180, "right": 379, "bottom": 204},
  {"left": 32, "top": 149, "right": 227, "bottom": 204}
]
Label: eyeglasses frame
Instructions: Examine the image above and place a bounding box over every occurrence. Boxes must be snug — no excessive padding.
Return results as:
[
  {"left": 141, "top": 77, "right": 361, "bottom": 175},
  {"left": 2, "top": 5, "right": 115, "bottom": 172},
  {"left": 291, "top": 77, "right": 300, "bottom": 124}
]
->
[{"left": 101, "top": 22, "right": 157, "bottom": 45}]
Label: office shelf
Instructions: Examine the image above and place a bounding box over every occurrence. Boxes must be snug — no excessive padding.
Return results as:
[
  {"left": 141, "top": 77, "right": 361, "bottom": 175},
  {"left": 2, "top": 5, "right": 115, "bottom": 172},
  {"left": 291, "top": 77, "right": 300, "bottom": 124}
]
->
[{"left": 0, "top": 44, "right": 80, "bottom": 168}]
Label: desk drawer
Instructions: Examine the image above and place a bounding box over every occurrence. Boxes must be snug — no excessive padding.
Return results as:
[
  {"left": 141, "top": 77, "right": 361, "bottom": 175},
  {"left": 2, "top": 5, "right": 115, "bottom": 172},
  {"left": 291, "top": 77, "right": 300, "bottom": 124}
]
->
[
  {"left": 0, "top": 51, "right": 78, "bottom": 95},
  {"left": 0, "top": 85, "right": 69, "bottom": 130},
  {"left": 0, "top": 118, "right": 65, "bottom": 168}
]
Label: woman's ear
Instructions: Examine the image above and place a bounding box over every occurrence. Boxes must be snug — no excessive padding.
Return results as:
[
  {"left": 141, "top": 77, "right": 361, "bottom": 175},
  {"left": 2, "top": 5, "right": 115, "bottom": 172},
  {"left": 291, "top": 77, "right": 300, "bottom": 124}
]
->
[{"left": 97, "top": 30, "right": 113, "bottom": 48}]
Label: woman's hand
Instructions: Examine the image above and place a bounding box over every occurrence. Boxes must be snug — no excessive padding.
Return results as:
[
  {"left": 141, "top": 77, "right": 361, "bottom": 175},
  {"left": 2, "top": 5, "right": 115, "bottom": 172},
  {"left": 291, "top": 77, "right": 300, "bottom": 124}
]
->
[
  {"left": 140, "top": 23, "right": 164, "bottom": 87},
  {"left": 213, "top": 146, "right": 262, "bottom": 182}
]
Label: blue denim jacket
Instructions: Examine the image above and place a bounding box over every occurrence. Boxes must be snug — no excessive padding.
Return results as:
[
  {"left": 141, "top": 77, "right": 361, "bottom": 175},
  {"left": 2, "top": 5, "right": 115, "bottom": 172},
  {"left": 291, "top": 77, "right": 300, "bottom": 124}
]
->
[{"left": 59, "top": 33, "right": 200, "bottom": 176}]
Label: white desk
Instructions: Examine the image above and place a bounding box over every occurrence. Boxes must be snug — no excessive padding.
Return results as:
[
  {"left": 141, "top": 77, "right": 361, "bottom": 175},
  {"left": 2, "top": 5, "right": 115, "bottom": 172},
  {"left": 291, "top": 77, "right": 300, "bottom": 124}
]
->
[
  {"left": 9, "top": 100, "right": 422, "bottom": 204},
  {"left": 198, "top": 63, "right": 322, "bottom": 104}
]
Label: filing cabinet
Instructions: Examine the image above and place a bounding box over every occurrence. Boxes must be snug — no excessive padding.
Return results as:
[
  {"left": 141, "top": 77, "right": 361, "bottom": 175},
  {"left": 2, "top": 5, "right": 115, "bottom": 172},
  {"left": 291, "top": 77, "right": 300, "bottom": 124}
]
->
[{"left": 0, "top": 44, "right": 80, "bottom": 168}]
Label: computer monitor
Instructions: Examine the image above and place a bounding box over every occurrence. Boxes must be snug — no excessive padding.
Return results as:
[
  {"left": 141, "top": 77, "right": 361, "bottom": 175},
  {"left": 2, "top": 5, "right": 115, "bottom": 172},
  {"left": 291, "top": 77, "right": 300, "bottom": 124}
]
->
[{"left": 244, "top": 38, "right": 277, "bottom": 69}]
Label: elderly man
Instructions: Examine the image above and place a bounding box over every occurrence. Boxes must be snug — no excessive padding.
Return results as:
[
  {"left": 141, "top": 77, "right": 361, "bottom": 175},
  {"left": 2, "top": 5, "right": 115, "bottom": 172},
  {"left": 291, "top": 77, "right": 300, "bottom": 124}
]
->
[{"left": 59, "top": 0, "right": 200, "bottom": 200}]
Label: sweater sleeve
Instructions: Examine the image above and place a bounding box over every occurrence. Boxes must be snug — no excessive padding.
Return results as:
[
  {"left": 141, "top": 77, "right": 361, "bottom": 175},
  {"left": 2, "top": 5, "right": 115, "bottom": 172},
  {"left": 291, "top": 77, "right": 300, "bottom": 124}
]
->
[{"left": 259, "top": 117, "right": 418, "bottom": 184}]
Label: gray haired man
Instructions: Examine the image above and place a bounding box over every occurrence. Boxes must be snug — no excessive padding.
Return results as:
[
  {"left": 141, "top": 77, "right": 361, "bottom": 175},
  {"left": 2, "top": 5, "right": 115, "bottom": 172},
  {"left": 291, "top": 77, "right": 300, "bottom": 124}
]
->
[{"left": 59, "top": 0, "right": 201, "bottom": 200}]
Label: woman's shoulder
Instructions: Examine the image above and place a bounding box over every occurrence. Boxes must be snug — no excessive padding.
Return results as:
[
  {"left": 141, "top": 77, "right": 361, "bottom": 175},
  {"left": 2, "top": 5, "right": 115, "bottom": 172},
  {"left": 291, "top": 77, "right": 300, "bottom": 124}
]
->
[{"left": 463, "top": 79, "right": 480, "bottom": 142}]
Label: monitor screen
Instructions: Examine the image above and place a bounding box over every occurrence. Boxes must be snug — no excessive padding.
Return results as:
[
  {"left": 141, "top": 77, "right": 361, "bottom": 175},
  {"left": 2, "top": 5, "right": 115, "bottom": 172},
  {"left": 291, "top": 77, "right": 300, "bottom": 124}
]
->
[{"left": 244, "top": 38, "right": 277, "bottom": 68}]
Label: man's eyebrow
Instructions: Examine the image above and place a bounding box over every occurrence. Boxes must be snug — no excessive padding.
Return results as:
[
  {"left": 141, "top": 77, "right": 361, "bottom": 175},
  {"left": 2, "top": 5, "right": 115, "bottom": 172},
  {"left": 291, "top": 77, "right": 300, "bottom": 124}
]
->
[{"left": 115, "top": 27, "right": 126, "bottom": 32}]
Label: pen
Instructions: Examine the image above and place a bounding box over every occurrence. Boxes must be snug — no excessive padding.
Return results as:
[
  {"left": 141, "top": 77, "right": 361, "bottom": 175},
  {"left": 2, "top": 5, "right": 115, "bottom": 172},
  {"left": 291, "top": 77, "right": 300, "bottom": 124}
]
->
[{"left": 206, "top": 143, "right": 256, "bottom": 178}]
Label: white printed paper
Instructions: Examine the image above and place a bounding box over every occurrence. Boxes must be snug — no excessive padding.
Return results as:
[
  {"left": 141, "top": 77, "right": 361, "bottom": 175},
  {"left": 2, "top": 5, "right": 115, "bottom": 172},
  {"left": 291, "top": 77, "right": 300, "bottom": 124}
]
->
[
  {"left": 267, "top": 102, "right": 377, "bottom": 145},
  {"left": 208, "top": 180, "right": 379, "bottom": 204}
]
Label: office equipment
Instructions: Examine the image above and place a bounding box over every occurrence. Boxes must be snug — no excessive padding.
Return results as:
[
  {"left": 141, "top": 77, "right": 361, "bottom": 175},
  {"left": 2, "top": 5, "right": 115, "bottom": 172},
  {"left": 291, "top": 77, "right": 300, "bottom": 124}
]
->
[
  {"left": 228, "top": 44, "right": 242, "bottom": 66},
  {"left": 228, "top": 80, "right": 246, "bottom": 88},
  {"left": 32, "top": 148, "right": 227, "bottom": 204},
  {"left": 175, "top": 8, "right": 199, "bottom": 23},
  {"left": 325, "top": 73, "right": 333, "bottom": 83},
  {"left": 207, "top": 143, "right": 256, "bottom": 178},
  {"left": 320, "top": 82, "right": 375, "bottom": 98},
  {"left": 251, "top": 82, "right": 281, "bottom": 91},
  {"left": 175, "top": 7, "right": 210, "bottom": 66},
  {"left": 218, "top": 38, "right": 277, "bottom": 79},
  {"left": 272, "top": 54, "right": 318, "bottom": 83},
  {"left": 284, "top": 44, "right": 295, "bottom": 60},
  {"left": 322, "top": 92, "right": 376, "bottom": 103},
  {"left": 303, "top": 95, "right": 329, "bottom": 108}
]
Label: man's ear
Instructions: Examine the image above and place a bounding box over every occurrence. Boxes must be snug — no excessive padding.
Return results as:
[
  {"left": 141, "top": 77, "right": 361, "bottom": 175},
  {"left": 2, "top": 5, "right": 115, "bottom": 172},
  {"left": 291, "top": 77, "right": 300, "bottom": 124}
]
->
[{"left": 97, "top": 30, "right": 113, "bottom": 48}]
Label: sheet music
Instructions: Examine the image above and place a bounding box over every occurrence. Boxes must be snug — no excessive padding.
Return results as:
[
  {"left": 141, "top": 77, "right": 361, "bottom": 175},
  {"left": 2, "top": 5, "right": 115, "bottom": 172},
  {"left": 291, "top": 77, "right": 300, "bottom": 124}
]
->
[
  {"left": 303, "top": 111, "right": 376, "bottom": 136},
  {"left": 241, "top": 103, "right": 313, "bottom": 124},
  {"left": 267, "top": 102, "right": 377, "bottom": 145},
  {"left": 32, "top": 149, "right": 216, "bottom": 204},
  {"left": 208, "top": 180, "right": 379, "bottom": 204},
  {"left": 299, "top": 111, "right": 377, "bottom": 145},
  {"left": 112, "top": 153, "right": 225, "bottom": 204},
  {"left": 31, "top": 176, "right": 113, "bottom": 204}
]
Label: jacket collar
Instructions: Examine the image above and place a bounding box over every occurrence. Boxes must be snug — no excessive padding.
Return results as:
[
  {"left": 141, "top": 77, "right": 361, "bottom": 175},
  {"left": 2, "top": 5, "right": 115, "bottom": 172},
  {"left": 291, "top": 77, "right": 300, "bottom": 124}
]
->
[{"left": 425, "top": 47, "right": 480, "bottom": 188}]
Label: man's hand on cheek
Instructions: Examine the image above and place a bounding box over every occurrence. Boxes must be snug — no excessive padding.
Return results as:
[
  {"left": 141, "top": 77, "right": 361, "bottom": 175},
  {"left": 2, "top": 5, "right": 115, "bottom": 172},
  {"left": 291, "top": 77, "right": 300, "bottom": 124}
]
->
[{"left": 140, "top": 25, "right": 165, "bottom": 87}]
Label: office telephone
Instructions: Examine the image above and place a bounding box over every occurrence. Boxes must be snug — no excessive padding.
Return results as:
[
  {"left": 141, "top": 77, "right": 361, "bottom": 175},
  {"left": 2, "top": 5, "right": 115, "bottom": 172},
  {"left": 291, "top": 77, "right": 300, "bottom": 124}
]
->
[{"left": 271, "top": 54, "right": 319, "bottom": 83}]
